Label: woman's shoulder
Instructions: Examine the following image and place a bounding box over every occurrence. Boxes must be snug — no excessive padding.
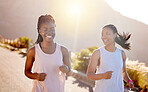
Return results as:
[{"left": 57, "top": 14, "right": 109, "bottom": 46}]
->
[
  {"left": 61, "top": 46, "right": 68, "bottom": 52},
  {"left": 57, "top": 43, "right": 69, "bottom": 55},
  {"left": 94, "top": 46, "right": 104, "bottom": 53},
  {"left": 57, "top": 43, "right": 68, "bottom": 51},
  {"left": 116, "top": 47, "right": 125, "bottom": 53},
  {"left": 98, "top": 46, "right": 104, "bottom": 50},
  {"left": 27, "top": 46, "right": 35, "bottom": 57},
  {"left": 92, "top": 46, "right": 105, "bottom": 54},
  {"left": 92, "top": 48, "right": 101, "bottom": 57}
]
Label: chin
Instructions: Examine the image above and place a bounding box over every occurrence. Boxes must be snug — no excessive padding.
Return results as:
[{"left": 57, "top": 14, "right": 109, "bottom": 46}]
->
[
  {"left": 103, "top": 42, "right": 110, "bottom": 46},
  {"left": 44, "top": 39, "right": 52, "bottom": 42},
  {"left": 47, "top": 40, "right": 54, "bottom": 43}
]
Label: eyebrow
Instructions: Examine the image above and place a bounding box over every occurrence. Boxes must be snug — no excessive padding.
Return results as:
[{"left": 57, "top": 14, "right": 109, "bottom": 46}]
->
[{"left": 42, "top": 27, "right": 55, "bottom": 30}]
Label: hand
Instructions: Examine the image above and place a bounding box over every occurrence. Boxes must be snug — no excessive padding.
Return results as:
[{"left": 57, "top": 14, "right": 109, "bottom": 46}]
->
[
  {"left": 36, "top": 73, "right": 47, "bottom": 81},
  {"left": 128, "top": 81, "right": 134, "bottom": 90},
  {"left": 103, "top": 71, "right": 114, "bottom": 79},
  {"left": 59, "top": 65, "right": 69, "bottom": 73}
]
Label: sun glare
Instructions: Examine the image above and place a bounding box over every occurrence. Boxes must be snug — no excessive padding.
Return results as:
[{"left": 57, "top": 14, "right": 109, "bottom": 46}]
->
[
  {"left": 67, "top": 3, "right": 81, "bottom": 17},
  {"left": 70, "top": 4, "right": 80, "bottom": 15}
]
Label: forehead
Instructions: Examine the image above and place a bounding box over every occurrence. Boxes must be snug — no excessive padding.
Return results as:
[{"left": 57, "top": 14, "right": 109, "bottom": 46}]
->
[
  {"left": 102, "top": 27, "right": 113, "bottom": 34},
  {"left": 40, "top": 22, "right": 55, "bottom": 29}
]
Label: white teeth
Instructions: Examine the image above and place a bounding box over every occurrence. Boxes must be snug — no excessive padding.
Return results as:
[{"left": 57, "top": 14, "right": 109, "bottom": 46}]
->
[
  {"left": 104, "top": 39, "right": 108, "bottom": 42},
  {"left": 47, "top": 36, "right": 52, "bottom": 38}
]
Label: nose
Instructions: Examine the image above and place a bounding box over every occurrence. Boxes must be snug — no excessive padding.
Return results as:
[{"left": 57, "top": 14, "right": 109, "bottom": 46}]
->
[{"left": 45, "top": 30, "right": 53, "bottom": 34}]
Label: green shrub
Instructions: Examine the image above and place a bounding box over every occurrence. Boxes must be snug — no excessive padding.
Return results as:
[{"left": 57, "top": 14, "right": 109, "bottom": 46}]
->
[
  {"left": 72, "top": 49, "right": 90, "bottom": 73},
  {"left": 87, "top": 46, "right": 98, "bottom": 53},
  {"left": 19, "top": 37, "right": 31, "bottom": 48},
  {"left": 138, "top": 72, "right": 148, "bottom": 90},
  {"left": 126, "top": 68, "right": 148, "bottom": 90},
  {"left": 72, "top": 47, "right": 98, "bottom": 73}
]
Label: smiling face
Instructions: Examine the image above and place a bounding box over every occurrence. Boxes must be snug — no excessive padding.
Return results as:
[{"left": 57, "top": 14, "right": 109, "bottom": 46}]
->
[
  {"left": 39, "top": 22, "right": 56, "bottom": 43},
  {"left": 101, "top": 27, "right": 117, "bottom": 46}
]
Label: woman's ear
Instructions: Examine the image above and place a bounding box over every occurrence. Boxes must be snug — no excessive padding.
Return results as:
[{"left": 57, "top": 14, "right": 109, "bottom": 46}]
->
[{"left": 114, "top": 33, "right": 117, "bottom": 39}]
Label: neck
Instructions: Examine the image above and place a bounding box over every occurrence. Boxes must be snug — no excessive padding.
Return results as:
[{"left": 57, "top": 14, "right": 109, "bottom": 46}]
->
[
  {"left": 40, "top": 41, "right": 55, "bottom": 48},
  {"left": 105, "top": 43, "right": 116, "bottom": 52}
]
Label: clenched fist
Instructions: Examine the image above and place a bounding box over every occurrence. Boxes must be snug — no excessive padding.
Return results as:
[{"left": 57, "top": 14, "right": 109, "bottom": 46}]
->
[
  {"left": 59, "top": 65, "right": 70, "bottom": 73},
  {"left": 103, "top": 71, "right": 114, "bottom": 79},
  {"left": 36, "top": 73, "right": 47, "bottom": 81}
]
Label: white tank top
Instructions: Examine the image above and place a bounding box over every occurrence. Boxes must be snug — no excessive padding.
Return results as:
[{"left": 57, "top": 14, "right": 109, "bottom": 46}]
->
[
  {"left": 95, "top": 46, "right": 124, "bottom": 92},
  {"left": 32, "top": 43, "right": 65, "bottom": 92}
]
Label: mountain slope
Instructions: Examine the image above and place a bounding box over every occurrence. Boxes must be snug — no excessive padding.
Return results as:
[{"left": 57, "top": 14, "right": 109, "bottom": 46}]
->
[{"left": 0, "top": 0, "right": 148, "bottom": 66}]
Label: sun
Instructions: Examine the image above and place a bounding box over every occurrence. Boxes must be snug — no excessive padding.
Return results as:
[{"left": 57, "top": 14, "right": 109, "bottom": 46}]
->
[
  {"left": 70, "top": 4, "right": 81, "bottom": 15},
  {"left": 67, "top": 3, "right": 81, "bottom": 17}
]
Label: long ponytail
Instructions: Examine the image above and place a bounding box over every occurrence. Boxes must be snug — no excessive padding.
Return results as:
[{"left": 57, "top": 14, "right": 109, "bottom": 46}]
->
[
  {"left": 115, "top": 32, "right": 131, "bottom": 50},
  {"left": 103, "top": 24, "right": 131, "bottom": 50}
]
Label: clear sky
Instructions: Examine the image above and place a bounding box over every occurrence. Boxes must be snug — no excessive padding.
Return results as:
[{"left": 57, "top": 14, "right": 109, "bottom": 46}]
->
[{"left": 104, "top": 0, "right": 148, "bottom": 25}]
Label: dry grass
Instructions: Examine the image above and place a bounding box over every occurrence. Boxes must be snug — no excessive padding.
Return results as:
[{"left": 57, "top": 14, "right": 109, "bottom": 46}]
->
[{"left": 126, "top": 58, "right": 148, "bottom": 72}]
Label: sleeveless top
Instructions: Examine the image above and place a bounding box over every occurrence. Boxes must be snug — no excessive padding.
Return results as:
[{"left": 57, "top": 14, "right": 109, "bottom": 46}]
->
[
  {"left": 32, "top": 43, "right": 65, "bottom": 92},
  {"left": 95, "top": 46, "right": 124, "bottom": 92}
]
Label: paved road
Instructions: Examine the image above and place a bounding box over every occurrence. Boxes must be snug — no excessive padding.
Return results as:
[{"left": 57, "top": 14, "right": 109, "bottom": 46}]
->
[{"left": 0, "top": 47, "right": 89, "bottom": 92}]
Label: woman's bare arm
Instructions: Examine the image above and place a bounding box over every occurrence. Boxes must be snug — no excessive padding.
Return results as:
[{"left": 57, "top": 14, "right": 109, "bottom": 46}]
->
[
  {"left": 24, "top": 47, "right": 38, "bottom": 79},
  {"left": 60, "top": 46, "right": 71, "bottom": 76}
]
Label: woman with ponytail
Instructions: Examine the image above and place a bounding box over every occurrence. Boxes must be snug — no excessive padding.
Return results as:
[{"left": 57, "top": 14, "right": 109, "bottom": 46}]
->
[
  {"left": 24, "top": 14, "right": 71, "bottom": 92},
  {"left": 87, "top": 24, "right": 134, "bottom": 92}
]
